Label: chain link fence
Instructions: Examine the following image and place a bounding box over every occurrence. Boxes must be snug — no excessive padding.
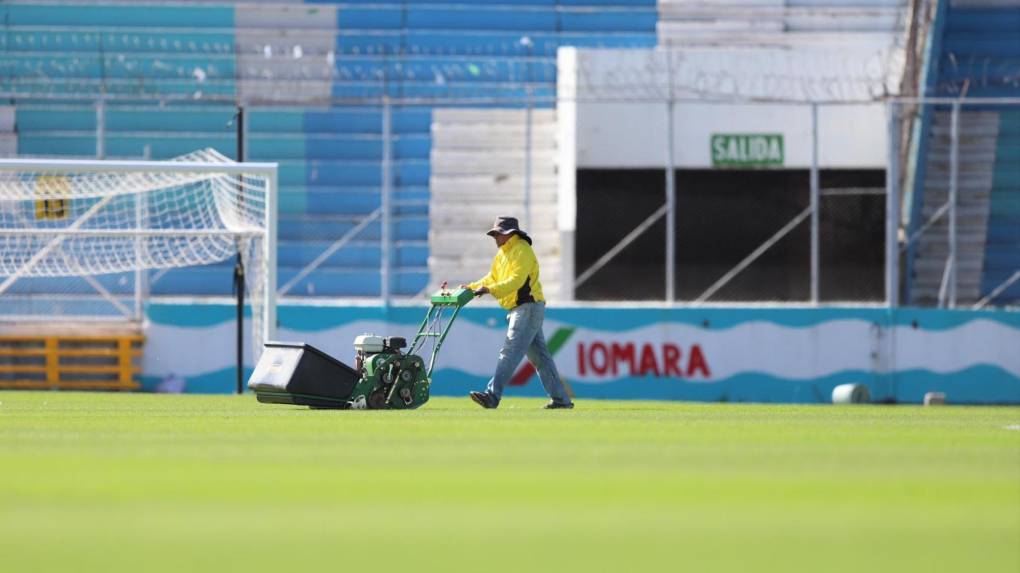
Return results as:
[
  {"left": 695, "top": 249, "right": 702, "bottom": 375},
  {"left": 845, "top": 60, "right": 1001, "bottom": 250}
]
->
[{"left": 2, "top": 26, "right": 1015, "bottom": 308}]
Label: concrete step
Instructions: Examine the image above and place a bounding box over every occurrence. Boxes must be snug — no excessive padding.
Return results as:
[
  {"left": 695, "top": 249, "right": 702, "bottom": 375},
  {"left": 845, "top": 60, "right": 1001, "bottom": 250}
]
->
[
  {"left": 430, "top": 212, "right": 558, "bottom": 233},
  {"left": 913, "top": 257, "right": 984, "bottom": 274},
  {"left": 430, "top": 230, "right": 560, "bottom": 256},
  {"left": 430, "top": 259, "right": 561, "bottom": 280},
  {"left": 660, "top": 0, "right": 786, "bottom": 9},
  {"left": 235, "top": 29, "right": 336, "bottom": 57},
  {"left": 431, "top": 125, "right": 557, "bottom": 150},
  {"left": 909, "top": 289, "right": 981, "bottom": 304},
  {"left": 922, "top": 181, "right": 993, "bottom": 194},
  {"left": 234, "top": 5, "right": 337, "bottom": 30},
  {"left": 659, "top": 9, "right": 900, "bottom": 33},
  {"left": 238, "top": 79, "right": 332, "bottom": 104},
  {"left": 924, "top": 163, "right": 998, "bottom": 177},
  {"left": 658, "top": 21, "right": 785, "bottom": 34},
  {"left": 916, "top": 244, "right": 988, "bottom": 258},
  {"left": 0, "top": 106, "right": 14, "bottom": 132},
  {"left": 925, "top": 150, "right": 998, "bottom": 164},
  {"left": 238, "top": 55, "right": 335, "bottom": 81},
  {"left": 431, "top": 190, "right": 557, "bottom": 204},
  {"left": 0, "top": 133, "right": 16, "bottom": 156},
  {"left": 430, "top": 158, "right": 556, "bottom": 177},
  {"left": 920, "top": 203, "right": 989, "bottom": 218},
  {"left": 433, "top": 108, "right": 555, "bottom": 124},
  {"left": 656, "top": 27, "right": 896, "bottom": 46},
  {"left": 916, "top": 228, "right": 987, "bottom": 242}
]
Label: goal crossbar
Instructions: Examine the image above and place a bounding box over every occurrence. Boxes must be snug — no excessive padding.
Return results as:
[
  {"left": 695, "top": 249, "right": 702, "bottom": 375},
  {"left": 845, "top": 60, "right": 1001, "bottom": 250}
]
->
[
  {"left": 0, "top": 229, "right": 266, "bottom": 237},
  {"left": 0, "top": 158, "right": 278, "bottom": 176}
]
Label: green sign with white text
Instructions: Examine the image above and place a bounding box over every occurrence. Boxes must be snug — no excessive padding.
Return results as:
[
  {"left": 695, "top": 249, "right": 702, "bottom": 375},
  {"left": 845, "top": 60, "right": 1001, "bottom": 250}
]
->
[{"left": 711, "top": 134, "right": 784, "bottom": 167}]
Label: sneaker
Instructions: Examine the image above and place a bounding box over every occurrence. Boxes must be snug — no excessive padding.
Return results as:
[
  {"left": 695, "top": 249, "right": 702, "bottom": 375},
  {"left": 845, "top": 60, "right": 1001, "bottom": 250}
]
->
[
  {"left": 469, "top": 391, "right": 498, "bottom": 409},
  {"left": 542, "top": 400, "right": 574, "bottom": 410}
]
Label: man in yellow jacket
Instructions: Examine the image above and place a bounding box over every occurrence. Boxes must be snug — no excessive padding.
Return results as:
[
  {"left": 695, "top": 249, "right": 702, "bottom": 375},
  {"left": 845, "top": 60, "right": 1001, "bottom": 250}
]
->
[{"left": 463, "top": 216, "right": 573, "bottom": 409}]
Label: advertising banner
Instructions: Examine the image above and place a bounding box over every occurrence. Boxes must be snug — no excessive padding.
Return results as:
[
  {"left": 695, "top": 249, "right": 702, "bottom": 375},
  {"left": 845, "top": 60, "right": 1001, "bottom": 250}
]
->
[{"left": 143, "top": 302, "right": 1020, "bottom": 404}]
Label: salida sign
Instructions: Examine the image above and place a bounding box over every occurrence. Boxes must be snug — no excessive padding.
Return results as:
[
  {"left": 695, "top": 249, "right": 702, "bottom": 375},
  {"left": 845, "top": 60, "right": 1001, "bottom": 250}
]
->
[
  {"left": 576, "top": 341, "right": 711, "bottom": 379},
  {"left": 711, "top": 133, "right": 784, "bottom": 167}
]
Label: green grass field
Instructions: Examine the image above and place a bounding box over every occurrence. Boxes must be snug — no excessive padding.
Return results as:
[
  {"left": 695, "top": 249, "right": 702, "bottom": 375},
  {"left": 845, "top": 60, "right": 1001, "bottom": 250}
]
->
[{"left": 0, "top": 392, "right": 1017, "bottom": 573}]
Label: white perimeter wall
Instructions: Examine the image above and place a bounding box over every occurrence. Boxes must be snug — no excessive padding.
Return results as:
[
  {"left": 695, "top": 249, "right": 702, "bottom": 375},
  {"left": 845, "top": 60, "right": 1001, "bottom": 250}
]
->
[
  {"left": 577, "top": 101, "right": 887, "bottom": 169},
  {"left": 560, "top": 47, "right": 892, "bottom": 170}
]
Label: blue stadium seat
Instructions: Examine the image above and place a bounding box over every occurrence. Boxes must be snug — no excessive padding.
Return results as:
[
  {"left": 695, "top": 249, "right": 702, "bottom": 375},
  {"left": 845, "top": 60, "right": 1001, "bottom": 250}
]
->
[
  {"left": 16, "top": 108, "right": 97, "bottom": 131},
  {"left": 559, "top": 0, "right": 656, "bottom": 5},
  {"left": 16, "top": 135, "right": 97, "bottom": 156},
  {"left": 276, "top": 242, "right": 428, "bottom": 268},
  {"left": 277, "top": 215, "right": 429, "bottom": 242},
  {"left": 336, "top": 32, "right": 403, "bottom": 55},
  {"left": 336, "top": 7, "right": 404, "bottom": 30},
  {"left": 558, "top": 32, "right": 657, "bottom": 49},
  {"left": 3, "top": 30, "right": 234, "bottom": 54},
  {"left": 3, "top": 4, "right": 233, "bottom": 27},
  {"left": 559, "top": 10, "right": 658, "bottom": 32},
  {"left": 105, "top": 108, "right": 236, "bottom": 133},
  {"left": 278, "top": 185, "right": 428, "bottom": 216},
  {"left": 405, "top": 7, "right": 557, "bottom": 31},
  {"left": 404, "top": 31, "right": 560, "bottom": 57},
  {"left": 273, "top": 267, "right": 428, "bottom": 297}
]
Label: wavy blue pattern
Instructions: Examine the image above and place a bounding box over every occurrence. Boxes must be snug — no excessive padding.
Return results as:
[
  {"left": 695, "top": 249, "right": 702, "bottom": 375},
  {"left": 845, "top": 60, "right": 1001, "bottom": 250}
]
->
[
  {"left": 431, "top": 365, "right": 1020, "bottom": 404},
  {"left": 147, "top": 364, "right": 1019, "bottom": 404},
  {"left": 147, "top": 302, "right": 1020, "bottom": 332}
]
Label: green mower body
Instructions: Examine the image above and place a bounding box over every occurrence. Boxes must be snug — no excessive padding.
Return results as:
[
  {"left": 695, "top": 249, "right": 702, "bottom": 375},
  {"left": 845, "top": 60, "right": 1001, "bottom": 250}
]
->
[{"left": 248, "top": 287, "right": 473, "bottom": 410}]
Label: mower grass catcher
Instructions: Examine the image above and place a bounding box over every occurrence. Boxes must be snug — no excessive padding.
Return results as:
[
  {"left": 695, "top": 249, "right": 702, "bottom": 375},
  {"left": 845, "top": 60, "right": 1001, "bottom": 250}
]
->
[{"left": 248, "top": 286, "right": 474, "bottom": 410}]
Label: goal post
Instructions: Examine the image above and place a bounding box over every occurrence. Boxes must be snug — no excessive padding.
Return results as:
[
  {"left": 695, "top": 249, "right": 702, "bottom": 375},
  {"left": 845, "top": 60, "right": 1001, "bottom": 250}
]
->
[{"left": 0, "top": 149, "right": 277, "bottom": 356}]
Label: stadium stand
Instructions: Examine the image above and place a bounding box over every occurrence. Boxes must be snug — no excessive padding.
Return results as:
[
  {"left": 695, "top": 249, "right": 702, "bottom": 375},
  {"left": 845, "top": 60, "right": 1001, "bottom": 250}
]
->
[
  {"left": 0, "top": 1, "right": 657, "bottom": 298},
  {"left": 905, "top": 0, "right": 1020, "bottom": 305}
]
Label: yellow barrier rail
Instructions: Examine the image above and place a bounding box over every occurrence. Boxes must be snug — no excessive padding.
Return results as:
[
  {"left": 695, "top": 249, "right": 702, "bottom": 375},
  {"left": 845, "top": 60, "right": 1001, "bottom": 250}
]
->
[{"left": 0, "top": 334, "right": 143, "bottom": 391}]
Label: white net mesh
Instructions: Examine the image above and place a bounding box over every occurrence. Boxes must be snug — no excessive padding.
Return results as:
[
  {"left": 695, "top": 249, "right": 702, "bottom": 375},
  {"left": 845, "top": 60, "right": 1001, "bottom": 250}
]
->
[{"left": 0, "top": 149, "right": 271, "bottom": 354}]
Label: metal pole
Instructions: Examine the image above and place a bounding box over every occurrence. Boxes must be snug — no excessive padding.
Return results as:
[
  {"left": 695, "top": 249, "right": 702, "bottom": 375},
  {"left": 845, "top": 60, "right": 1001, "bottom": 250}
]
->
[
  {"left": 665, "top": 47, "right": 676, "bottom": 303},
  {"left": 973, "top": 270, "right": 1020, "bottom": 310},
  {"left": 134, "top": 145, "right": 151, "bottom": 322},
  {"left": 524, "top": 38, "right": 534, "bottom": 231},
  {"left": 695, "top": 207, "right": 813, "bottom": 304},
  {"left": 524, "top": 99, "right": 532, "bottom": 231},
  {"left": 810, "top": 102, "right": 820, "bottom": 304},
  {"left": 947, "top": 101, "right": 960, "bottom": 309},
  {"left": 234, "top": 259, "right": 245, "bottom": 394},
  {"left": 575, "top": 204, "right": 669, "bottom": 289},
  {"left": 96, "top": 99, "right": 105, "bottom": 159},
  {"left": 264, "top": 168, "right": 278, "bottom": 345},
  {"left": 234, "top": 105, "right": 246, "bottom": 395},
  {"left": 885, "top": 101, "right": 900, "bottom": 307},
  {"left": 133, "top": 186, "right": 146, "bottom": 322},
  {"left": 381, "top": 96, "right": 392, "bottom": 307}
]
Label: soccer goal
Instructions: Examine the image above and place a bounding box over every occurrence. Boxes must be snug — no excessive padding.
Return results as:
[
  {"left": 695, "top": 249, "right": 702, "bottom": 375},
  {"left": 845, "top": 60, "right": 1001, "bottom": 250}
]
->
[{"left": 0, "top": 149, "right": 277, "bottom": 356}]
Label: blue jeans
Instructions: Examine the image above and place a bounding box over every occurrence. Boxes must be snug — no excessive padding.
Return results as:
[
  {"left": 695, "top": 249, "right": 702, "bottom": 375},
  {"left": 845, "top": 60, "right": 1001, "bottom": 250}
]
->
[{"left": 485, "top": 302, "right": 571, "bottom": 406}]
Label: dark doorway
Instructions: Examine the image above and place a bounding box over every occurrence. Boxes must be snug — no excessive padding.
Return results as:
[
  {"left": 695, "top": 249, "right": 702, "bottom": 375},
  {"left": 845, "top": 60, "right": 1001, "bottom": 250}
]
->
[{"left": 575, "top": 168, "right": 885, "bottom": 302}]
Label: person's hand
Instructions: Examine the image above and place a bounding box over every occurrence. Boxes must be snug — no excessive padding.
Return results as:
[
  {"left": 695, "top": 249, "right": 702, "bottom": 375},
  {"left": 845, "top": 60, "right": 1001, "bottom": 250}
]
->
[{"left": 472, "top": 286, "right": 489, "bottom": 297}]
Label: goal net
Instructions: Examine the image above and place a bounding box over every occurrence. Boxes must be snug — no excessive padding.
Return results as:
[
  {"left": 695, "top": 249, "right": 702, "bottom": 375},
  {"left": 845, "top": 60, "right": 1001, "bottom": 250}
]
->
[{"left": 0, "top": 148, "right": 277, "bottom": 356}]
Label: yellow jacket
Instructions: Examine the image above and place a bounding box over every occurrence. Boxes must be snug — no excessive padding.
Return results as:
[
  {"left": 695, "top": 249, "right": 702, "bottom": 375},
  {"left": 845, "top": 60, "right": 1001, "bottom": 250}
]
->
[{"left": 468, "top": 234, "right": 546, "bottom": 310}]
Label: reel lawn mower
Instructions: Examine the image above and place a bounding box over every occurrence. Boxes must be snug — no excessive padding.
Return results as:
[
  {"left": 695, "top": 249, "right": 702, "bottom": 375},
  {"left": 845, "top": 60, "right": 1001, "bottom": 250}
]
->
[{"left": 248, "top": 286, "right": 474, "bottom": 410}]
